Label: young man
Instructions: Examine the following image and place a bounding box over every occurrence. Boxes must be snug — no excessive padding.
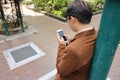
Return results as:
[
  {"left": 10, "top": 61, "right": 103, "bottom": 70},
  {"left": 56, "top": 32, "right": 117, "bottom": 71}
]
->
[{"left": 56, "top": 0, "right": 97, "bottom": 80}]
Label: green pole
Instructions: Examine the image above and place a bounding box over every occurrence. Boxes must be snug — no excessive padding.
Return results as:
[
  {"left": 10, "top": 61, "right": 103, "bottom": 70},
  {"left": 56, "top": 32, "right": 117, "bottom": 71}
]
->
[
  {"left": 0, "top": 4, "right": 10, "bottom": 36},
  {"left": 89, "top": 0, "right": 120, "bottom": 80},
  {"left": 15, "top": 0, "right": 24, "bottom": 32}
]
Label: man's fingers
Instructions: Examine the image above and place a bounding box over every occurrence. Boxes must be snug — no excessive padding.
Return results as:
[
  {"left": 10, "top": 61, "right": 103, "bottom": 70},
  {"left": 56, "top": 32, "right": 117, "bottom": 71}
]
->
[
  {"left": 64, "top": 35, "right": 71, "bottom": 41},
  {"left": 57, "top": 33, "right": 64, "bottom": 44}
]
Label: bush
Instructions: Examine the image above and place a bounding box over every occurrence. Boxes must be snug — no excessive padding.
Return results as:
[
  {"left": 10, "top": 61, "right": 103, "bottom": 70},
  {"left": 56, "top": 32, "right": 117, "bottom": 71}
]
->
[
  {"left": 87, "top": 0, "right": 104, "bottom": 12},
  {"left": 51, "top": 10, "right": 62, "bottom": 17},
  {"left": 61, "top": 7, "right": 67, "bottom": 18},
  {"left": 32, "top": 0, "right": 48, "bottom": 10},
  {"left": 22, "top": 1, "right": 33, "bottom": 5},
  {"left": 30, "top": 0, "right": 104, "bottom": 18}
]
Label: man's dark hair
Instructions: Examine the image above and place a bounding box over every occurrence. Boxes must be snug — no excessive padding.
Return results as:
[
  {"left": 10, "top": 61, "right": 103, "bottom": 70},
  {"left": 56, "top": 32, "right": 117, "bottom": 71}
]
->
[{"left": 67, "top": 0, "right": 93, "bottom": 24}]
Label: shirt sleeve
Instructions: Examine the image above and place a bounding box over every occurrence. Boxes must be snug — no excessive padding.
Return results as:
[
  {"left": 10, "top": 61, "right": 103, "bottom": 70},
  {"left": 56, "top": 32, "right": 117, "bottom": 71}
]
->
[
  {"left": 56, "top": 44, "right": 66, "bottom": 64},
  {"left": 56, "top": 46, "right": 79, "bottom": 77}
]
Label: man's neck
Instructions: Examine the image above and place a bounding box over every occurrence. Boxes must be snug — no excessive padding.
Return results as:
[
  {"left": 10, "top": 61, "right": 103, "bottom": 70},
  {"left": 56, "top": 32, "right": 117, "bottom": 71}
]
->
[{"left": 76, "top": 24, "right": 91, "bottom": 32}]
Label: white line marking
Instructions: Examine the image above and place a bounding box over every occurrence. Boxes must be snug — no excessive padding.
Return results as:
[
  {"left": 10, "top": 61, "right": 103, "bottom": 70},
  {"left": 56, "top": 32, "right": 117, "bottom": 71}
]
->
[
  {"left": 38, "top": 69, "right": 111, "bottom": 80},
  {"left": 0, "top": 40, "right": 5, "bottom": 43},
  {"left": 107, "top": 77, "right": 111, "bottom": 80},
  {"left": 38, "top": 69, "right": 57, "bottom": 80}
]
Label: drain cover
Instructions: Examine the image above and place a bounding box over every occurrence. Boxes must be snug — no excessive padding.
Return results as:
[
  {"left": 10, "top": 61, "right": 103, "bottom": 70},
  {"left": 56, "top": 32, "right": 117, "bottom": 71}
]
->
[{"left": 3, "top": 42, "right": 45, "bottom": 70}]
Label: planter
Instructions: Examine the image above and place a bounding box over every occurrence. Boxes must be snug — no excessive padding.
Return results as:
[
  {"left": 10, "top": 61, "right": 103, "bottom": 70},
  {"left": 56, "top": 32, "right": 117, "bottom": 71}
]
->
[
  {"left": 26, "top": 5, "right": 102, "bottom": 22},
  {"left": 93, "top": 10, "right": 102, "bottom": 15},
  {"left": 0, "top": 21, "right": 28, "bottom": 35},
  {"left": 44, "top": 10, "right": 102, "bottom": 22},
  {"left": 44, "top": 12, "right": 66, "bottom": 22}
]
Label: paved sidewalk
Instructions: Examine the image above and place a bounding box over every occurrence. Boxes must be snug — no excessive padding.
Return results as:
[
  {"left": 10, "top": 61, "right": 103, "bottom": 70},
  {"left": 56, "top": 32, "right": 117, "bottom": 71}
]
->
[{"left": 0, "top": 6, "right": 119, "bottom": 80}]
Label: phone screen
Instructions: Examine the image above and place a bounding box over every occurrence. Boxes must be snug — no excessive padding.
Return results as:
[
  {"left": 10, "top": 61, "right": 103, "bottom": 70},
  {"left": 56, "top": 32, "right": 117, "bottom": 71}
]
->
[
  {"left": 58, "top": 30, "right": 64, "bottom": 38},
  {"left": 57, "top": 29, "right": 67, "bottom": 41}
]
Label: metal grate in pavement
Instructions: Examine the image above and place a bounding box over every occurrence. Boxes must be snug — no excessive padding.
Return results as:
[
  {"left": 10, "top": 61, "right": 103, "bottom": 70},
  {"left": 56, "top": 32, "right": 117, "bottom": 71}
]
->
[
  {"left": 11, "top": 46, "right": 37, "bottom": 63},
  {"left": 3, "top": 42, "right": 45, "bottom": 70}
]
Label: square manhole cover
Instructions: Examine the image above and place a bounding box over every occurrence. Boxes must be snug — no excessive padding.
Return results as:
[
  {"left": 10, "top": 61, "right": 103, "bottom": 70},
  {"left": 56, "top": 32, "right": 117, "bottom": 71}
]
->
[{"left": 3, "top": 42, "right": 45, "bottom": 70}]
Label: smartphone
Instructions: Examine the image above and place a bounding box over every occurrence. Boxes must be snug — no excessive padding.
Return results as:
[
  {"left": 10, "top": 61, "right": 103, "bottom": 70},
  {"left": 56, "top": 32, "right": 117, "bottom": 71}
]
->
[{"left": 57, "top": 29, "right": 67, "bottom": 42}]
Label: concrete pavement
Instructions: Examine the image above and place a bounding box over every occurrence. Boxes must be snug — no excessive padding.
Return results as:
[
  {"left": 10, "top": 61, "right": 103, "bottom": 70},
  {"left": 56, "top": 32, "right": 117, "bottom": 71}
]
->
[{"left": 0, "top": 5, "right": 119, "bottom": 80}]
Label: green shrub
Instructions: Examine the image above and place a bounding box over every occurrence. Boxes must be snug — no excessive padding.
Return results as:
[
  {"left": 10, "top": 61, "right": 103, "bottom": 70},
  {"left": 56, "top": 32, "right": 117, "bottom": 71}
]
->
[
  {"left": 53, "top": 0, "right": 71, "bottom": 17},
  {"left": 61, "top": 7, "right": 67, "bottom": 18},
  {"left": 32, "top": 0, "right": 48, "bottom": 10},
  {"left": 54, "top": 1, "right": 62, "bottom": 10},
  {"left": 51, "top": 10, "right": 62, "bottom": 17},
  {"left": 87, "top": 0, "right": 104, "bottom": 12},
  {"left": 31, "top": 0, "right": 104, "bottom": 18},
  {"left": 22, "top": 1, "right": 33, "bottom": 5},
  {"left": 45, "top": 1, "right": 53, "bottom": 12}
]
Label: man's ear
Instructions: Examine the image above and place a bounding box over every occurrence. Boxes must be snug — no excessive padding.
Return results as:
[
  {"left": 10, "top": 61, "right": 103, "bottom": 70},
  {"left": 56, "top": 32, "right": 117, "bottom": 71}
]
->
[{"left": 71, "top": 16, "right": 76, "bottom": 23}]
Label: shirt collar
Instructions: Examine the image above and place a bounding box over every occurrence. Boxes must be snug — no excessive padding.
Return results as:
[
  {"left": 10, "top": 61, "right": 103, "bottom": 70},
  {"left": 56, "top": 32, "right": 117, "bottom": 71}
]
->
[
  {"left": 70, "top": 27, "right": 96, "bottom": 42},
  {"left": 77, "top": 26, "right": 93, "bottom": 34}
]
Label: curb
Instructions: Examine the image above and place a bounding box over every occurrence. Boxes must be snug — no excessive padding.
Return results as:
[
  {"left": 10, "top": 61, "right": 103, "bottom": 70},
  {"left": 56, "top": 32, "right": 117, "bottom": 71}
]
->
[
  {"left": 44, "top": 12, "right": 66, "bottom": 22},
  {"left": 0, "top": 22, "right": 28, "bottom": 35},
  {"left": 93, "top": 10, "right": 103, "bottom": 15},
  {"left": 43, "top": 10, "right": 102, "bottom": 22}
]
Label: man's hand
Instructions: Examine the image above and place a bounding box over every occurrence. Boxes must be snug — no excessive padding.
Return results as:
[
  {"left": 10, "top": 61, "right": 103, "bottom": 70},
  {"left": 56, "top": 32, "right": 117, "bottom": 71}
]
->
[
  {"left": 57, "top": 33, "right": 65, "bottom": 45},
  {"left": 57, "top": 33, "right": 71, "bottom": 45}
]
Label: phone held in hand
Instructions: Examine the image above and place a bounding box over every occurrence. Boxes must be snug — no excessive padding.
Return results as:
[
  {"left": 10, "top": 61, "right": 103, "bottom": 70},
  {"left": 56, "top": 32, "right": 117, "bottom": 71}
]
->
[{"left": 57, "top": 29, "right": 68, "bottom": 43}]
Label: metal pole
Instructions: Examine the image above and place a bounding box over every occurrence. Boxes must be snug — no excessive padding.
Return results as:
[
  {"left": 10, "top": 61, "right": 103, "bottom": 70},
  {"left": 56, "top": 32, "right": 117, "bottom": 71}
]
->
[
  {"left": 89, "top": 0, "right": 120, "bottom": 80},
  {"left": 15, "top": 0, "right": 24, "bottom": 32},
  {"left": 0, "top": 3, "right": 10, "bottom": 36}
]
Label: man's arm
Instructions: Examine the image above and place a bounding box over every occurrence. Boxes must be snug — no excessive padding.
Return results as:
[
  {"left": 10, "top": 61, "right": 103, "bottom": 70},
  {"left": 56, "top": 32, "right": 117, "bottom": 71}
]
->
[
  {"left": 57, "top": 44, "right": 66, "bottom": 64},
  {"left": 56, "top": 47, "right": 79, "bottom": 77}
]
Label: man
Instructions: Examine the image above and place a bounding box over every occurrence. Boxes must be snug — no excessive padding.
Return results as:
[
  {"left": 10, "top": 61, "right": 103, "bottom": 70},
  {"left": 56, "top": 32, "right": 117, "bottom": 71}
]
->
[{"left": 56, "top": 0, "right": 97, "bottom": 80}]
